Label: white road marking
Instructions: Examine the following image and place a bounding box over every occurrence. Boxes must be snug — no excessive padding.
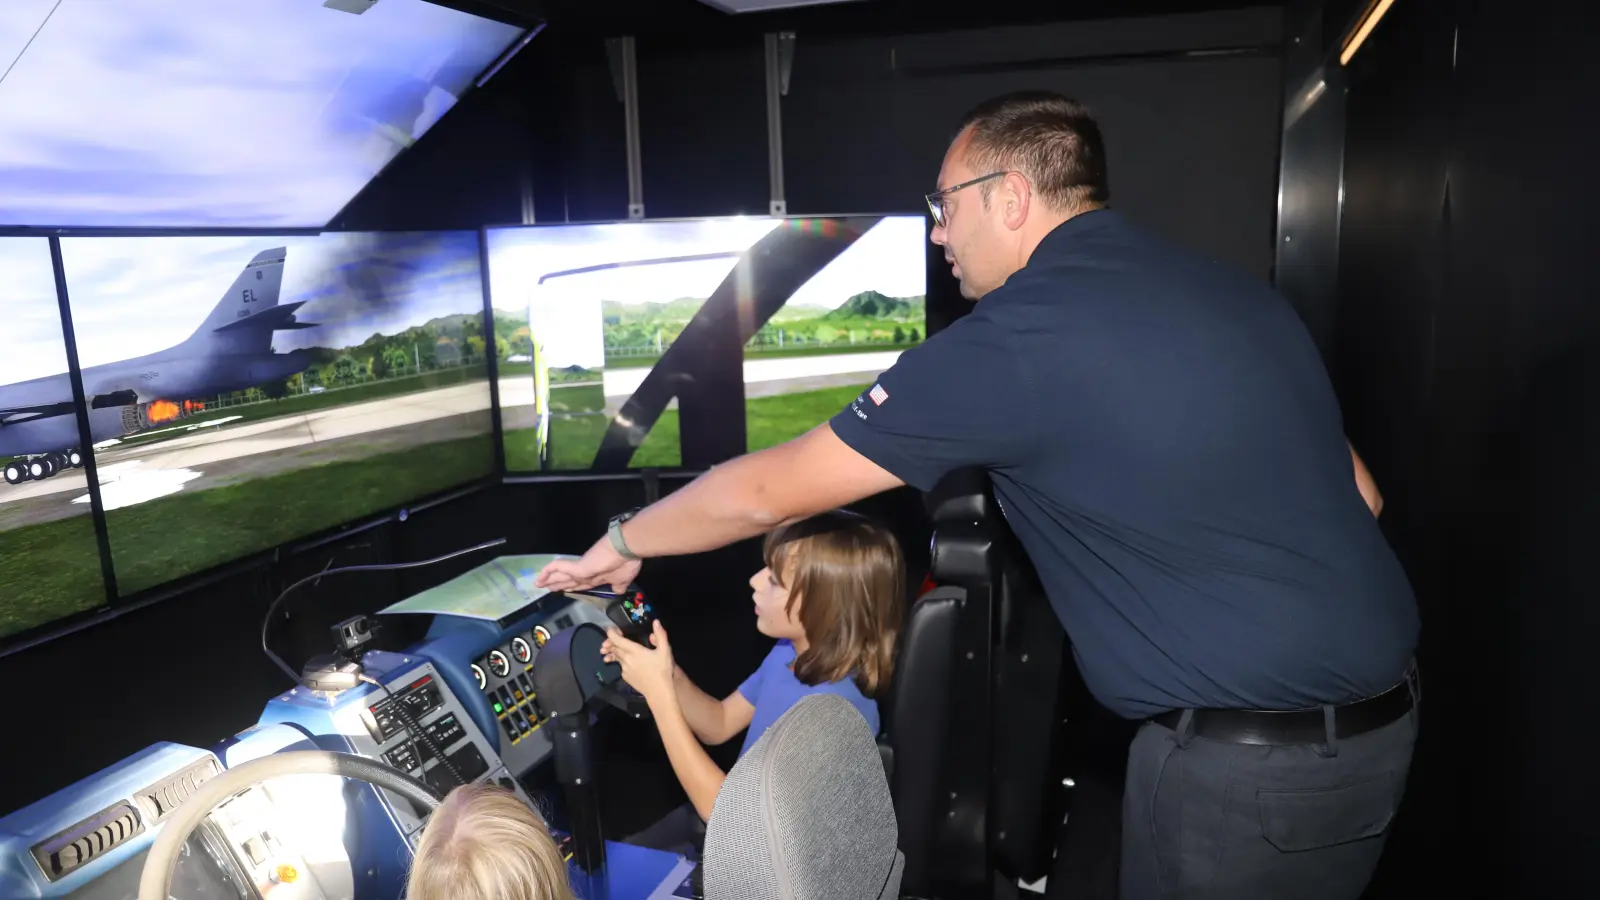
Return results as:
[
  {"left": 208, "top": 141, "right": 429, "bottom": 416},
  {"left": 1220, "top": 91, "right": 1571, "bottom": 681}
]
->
[{"left": 600, "top": 351, "right": 902, "bottom": 398}]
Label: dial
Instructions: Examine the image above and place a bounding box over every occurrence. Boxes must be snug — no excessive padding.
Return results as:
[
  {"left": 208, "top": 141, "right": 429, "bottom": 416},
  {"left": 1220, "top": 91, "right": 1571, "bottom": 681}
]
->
[
  {"left": 511, "top": 636, "right": 533, "bottom": 664},
  {"left": 471, "top": 663, "right": 487, "bottom": 692},
  {"left": 487, "top": 649, "right": 511, "bottom": 678},
  {"left": 533, "top": 625, "right": 552, "bottom": 648}
]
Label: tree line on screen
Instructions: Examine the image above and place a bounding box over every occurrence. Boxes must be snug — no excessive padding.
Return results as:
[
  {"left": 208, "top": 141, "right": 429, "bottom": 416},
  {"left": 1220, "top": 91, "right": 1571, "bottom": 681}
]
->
[
  {"left": 225, "top": 290, "right": 924, "bottom": 401},
  {"left": 290, "top": 313, "right": 526, "bottom": 390},
  {"left": 212, "top": 313, "right": 534, "bottom": 402},
  {"left": 603, "top": 290, "right": 926, "bottom": 354}
]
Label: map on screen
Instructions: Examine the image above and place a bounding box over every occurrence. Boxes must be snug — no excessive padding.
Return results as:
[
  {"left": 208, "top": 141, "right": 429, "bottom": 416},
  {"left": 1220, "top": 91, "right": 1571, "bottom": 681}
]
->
[{"left": 380, "top": 554, "right": 578, "bottom": 622}]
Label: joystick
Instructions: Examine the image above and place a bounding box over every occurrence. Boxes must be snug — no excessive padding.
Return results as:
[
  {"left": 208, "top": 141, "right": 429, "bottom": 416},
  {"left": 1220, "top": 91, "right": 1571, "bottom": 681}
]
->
[
  {"left": 569, "top": 587, "right": 657, "bottom": 646},
  {"left": 605, "top": 592, "right": 656, "bottom": 646}
]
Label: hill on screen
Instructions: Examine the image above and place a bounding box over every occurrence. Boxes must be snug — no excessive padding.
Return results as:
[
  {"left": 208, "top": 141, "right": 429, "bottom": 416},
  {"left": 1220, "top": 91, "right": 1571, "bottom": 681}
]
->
[
  {"left": 293, "top": 312, "right": 498, "bottom": 385},
  {"left": 604, "top": 290, "right": 925, "bottom": 348}
]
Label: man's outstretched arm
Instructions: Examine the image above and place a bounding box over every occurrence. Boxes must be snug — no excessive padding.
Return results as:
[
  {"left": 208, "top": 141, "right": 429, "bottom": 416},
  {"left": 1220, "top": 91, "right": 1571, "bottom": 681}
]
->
[
  {"left": 537, "top": 322, "right": 1023, "bottom": 593},
  {"left": 535, "top": 423, "right": 904, "bottom": 591},
  {"left": 633, "top": 423, "right": 902, "bottom": 557}
]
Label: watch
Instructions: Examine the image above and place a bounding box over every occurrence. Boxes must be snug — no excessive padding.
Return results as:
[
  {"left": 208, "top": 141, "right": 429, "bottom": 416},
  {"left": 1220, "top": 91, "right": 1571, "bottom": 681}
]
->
[{"left": 608, "top": 508, "right": 641, "bottom": 561}]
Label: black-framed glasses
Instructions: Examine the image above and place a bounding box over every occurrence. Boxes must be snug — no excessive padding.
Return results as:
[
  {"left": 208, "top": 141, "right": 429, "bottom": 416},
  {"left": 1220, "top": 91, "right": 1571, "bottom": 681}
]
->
[{"left": 925, "top": 171, "right": 1007, "bottom": 227}]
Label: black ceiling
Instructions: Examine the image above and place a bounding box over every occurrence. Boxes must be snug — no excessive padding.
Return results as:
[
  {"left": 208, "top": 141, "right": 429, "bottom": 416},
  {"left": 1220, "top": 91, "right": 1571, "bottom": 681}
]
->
[{"left": 462, "top": 0, "right": 1280, "bottom": 44}]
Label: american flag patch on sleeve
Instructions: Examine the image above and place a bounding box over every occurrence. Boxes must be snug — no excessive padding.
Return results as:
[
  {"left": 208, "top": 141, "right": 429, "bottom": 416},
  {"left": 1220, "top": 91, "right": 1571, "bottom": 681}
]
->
[{"left": 869, "top": 384, "right": 889, "bottom": 405}]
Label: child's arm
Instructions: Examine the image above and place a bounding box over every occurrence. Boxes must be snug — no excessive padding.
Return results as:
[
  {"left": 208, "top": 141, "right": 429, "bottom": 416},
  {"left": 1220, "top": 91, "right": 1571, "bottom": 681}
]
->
[
  {"left": 603, "top": 621, "right": 731, "bottom": 820},
  {"left": 672, "top": 667, "right": 756, "bottom": 746},
  {"left": 647, "top": 689, "right": 727, "bottom": 821}
]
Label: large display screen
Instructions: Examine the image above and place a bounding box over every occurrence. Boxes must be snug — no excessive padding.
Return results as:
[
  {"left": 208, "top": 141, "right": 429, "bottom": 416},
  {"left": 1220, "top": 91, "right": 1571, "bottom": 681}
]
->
[
  {"left": 486, "top": 215, "right": 927, "bottom": 471},
  {"left": 56, "top": 231, "right": 497, "bottom": 597},
  {"left": 0, "top": 0, "right": 527, "bottom": 228},
  {"left": 0, "top": 239, "right": 106, "bottom": 641}
]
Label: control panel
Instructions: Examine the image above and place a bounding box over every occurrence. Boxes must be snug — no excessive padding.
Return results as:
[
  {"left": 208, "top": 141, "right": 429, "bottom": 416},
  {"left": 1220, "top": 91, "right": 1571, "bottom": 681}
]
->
[
  {"left": 357, "top": 671, "right": 491, "bottom": 795},
  {"left": 470, "top": 597, "right": 612, "bottom": 775},
  {"left": 208, "top": 779, "right": 348, "bottom": 900},
  {"left": 261, "top": 653, "right": 534, "bottom": 845},
  {"left": 0, "top": 744, "right": 269, "bottom": 900}
]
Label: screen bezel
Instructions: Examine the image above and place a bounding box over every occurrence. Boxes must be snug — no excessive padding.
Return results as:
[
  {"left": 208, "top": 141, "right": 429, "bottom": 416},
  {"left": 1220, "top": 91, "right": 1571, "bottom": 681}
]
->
[
  {"left": 0, "top": 210, "right": 946, "bottom": 657},
  {"left": 0, "top": 227, "right": 502, "bottom": 658}
]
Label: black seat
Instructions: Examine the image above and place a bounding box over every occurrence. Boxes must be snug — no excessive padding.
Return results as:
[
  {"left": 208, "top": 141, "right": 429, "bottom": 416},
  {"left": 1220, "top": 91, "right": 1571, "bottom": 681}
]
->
[
  {"left": 878, "top": 583, "right": 961, "bottom": 892},
  {"left": 878, "top": 469, "right": 1078, "bottom": 899}
]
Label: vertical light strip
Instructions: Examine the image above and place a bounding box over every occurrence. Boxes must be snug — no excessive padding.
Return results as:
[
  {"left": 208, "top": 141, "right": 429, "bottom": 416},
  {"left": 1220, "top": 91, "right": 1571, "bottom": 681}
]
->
[{"left": 1341, "top": 0, "right": 1399, "bottom": 65}]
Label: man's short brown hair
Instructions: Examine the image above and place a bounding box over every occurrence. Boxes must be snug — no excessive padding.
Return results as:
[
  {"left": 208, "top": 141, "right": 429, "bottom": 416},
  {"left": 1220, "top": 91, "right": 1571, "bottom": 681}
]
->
[
  {"left": 958, "top": 90, "right": 1110, "bottom": 212},
  {"left": 762, "top": 510, "right": 905, "bottom": 698}
]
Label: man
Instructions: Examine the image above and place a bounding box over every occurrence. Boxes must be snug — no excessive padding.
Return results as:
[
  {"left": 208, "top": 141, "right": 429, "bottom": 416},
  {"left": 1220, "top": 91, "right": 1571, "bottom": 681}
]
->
[{"left": 538, "top": 91, "right": 1420, "bottom": 899}]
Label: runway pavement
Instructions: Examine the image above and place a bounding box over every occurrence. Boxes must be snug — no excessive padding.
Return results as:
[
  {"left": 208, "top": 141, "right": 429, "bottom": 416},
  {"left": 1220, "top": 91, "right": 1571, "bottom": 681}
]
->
[
  {"left": 0, "top": 350, "right": 898, "bottom": 530},
  {"left": 594, "top": 350, "right": 899, "bottom": 414},
  {"left": 0, "top": 381, "right": 504, "bottom": 529}
]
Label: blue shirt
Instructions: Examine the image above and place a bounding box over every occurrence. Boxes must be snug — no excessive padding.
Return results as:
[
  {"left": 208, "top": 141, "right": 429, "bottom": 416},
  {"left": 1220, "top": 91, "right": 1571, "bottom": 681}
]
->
[
  {"left": 735, "top": 640, "right": 879, "bottom": 758},
  {"left": 830, "top": 209, "right": 1419, "bottom": 719}
]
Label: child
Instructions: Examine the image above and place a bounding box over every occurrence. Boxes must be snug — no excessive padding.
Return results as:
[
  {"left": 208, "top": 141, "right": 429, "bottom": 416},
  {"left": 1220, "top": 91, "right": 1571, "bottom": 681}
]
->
[
  {"left": 406, "top": 783, "right": 574, "bottom": 900},
  {"left": 602, "top": 509, "right": 905, "bottom": 857}
]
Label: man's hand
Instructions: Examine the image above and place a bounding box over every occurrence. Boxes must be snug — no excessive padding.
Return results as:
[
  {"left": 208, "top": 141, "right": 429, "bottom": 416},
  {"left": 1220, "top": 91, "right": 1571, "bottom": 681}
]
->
[
  {"left": 601, "top": 620, "right": 675, "bottom": 704},
  {"left": 535, "top": 535, "right": 640, "bottom": 593}
]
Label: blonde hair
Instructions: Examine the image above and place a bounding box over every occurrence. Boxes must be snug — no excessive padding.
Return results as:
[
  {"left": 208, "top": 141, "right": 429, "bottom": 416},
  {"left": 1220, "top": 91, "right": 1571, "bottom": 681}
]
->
[
  {"left": 762, "top": 510, "right": 906, "bottom": 698},
  {"left": 406, "top": 783, "right": 573, "bottom": 900}
]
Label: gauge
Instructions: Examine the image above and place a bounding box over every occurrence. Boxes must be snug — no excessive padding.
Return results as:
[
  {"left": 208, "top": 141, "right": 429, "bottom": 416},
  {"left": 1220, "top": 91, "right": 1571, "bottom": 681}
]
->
[
  {"left": 511, "top": 636, "right": 533, "bottom": 664},
  {"left": 471, "top": 663, "right": 487, "bottom": 692},
  {"left": 533, "top": 625, "right": 552, "bottom": 648},
  {"left": 487, "top": 649, "right": 511, "bottom": 678}
]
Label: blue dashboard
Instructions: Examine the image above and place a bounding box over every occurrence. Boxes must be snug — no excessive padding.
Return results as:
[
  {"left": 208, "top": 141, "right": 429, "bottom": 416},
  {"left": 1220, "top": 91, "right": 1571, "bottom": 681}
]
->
[{"left": 0, "top": 558, "right": 692, "bottom": 900}]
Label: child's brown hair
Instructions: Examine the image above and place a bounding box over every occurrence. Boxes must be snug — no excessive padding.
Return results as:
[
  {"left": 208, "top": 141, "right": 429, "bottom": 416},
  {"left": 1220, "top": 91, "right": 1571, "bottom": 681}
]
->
[{"left": 762, "top": 510, "right": 906, "bottom": 697}]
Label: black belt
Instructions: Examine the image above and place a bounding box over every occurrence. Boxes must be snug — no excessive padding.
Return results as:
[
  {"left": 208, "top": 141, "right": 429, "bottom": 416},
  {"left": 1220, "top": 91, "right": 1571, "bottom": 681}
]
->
[{"left": 1151, "top": 669, "right": 1417, "bottom": 746}]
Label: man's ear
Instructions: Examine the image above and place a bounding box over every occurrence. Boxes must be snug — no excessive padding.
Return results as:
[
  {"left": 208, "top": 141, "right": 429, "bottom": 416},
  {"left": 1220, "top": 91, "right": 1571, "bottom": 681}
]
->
[{"left": 1002, "top": 171, "right": 1031, "bottom": 231}]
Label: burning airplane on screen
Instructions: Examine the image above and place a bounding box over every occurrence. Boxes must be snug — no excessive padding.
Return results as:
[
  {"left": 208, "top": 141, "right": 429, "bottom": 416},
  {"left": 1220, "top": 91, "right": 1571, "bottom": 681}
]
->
[{"left": 0, "top": 248, "right": 317, "bottom": 485}]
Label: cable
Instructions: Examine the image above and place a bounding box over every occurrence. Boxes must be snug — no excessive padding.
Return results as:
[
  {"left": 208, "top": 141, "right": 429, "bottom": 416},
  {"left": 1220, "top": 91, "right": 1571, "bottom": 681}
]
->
[
  {"left": 359, "top": 674, "right": 467, "bottom": 791},
  {"left": 260, "top": 537, "right": 508, "bottom": 686}
]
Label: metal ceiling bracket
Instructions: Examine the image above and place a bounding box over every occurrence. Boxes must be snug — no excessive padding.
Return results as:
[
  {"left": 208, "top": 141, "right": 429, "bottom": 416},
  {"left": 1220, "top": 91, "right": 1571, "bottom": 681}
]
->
[
  {"left": 764, "top": 32, "right": 795, "bottom": 217},
  {"left": 606, "top": 35, "right": 645, "bottom": 220}
]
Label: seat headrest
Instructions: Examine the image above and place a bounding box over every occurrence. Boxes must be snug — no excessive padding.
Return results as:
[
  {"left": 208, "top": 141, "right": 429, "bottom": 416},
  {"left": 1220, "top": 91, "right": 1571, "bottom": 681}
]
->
[
  {"left": 703, "top": 694, "right": 905, "bottom": 900},
  {"left": 925, "top": 468, "right": 992, "bottom": 524}
]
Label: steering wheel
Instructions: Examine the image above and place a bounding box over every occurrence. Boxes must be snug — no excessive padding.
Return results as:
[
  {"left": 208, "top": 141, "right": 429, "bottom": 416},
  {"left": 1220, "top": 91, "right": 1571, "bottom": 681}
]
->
[{"left": 137, "top": 750, "right": 443, "bottom": 900}]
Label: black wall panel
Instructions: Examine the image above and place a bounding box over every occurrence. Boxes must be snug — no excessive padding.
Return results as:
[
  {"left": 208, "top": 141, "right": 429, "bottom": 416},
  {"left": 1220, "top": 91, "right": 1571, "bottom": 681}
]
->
[
  {"left": 1283, "top": 0, "right": 1600, "bottom": 894},
  {"left": 1447, "top": 2, "right": 1600, "bottom": 894},
  {"left": 539, "top": 10, "right": 1284, "bottom": 283}
]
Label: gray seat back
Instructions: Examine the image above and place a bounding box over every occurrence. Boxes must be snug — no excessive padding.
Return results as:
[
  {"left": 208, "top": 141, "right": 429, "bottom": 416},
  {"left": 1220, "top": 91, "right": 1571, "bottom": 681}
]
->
[{"left": 703, "top": 694, "right": 904, "bottom": 900}]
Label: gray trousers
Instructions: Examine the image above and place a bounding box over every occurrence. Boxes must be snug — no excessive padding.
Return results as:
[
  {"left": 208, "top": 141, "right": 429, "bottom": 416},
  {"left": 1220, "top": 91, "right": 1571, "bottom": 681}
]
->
[{"left": 1120, "top": 687, "right": 1418, "bottom": 899}]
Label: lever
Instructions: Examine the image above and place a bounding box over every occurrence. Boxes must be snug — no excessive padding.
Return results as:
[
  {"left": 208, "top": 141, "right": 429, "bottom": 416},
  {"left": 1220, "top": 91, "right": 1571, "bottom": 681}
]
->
[
  {"left": 569, "top": 587, "right": 658, "bottom": 647},
  {"left": 593, "top": 684, "right": 651, "bottom": 720}
]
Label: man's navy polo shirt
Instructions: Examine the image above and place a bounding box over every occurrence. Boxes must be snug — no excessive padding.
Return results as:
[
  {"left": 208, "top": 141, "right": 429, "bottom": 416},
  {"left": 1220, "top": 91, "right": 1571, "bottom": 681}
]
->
[{"left": 829, "top": 209, "right": 1419, "bottom": 719}]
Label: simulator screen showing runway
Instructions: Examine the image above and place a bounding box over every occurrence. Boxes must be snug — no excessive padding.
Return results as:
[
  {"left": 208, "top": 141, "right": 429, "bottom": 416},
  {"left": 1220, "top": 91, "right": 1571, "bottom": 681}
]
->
[
  {"left": 486, "top": 216, "right": 927, "bottom": 471},
  {"left": 51, "top": 231, "right": 496, "bottom": 598},
  {"left": 0, "top": 239, "right": 107, "bottom": 641}
]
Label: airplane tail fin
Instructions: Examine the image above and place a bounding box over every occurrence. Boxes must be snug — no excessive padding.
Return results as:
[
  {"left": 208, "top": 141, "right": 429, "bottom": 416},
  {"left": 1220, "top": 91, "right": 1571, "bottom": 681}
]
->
[{"left": 185, "top": 247, "right": 313, "bottom": 351}]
